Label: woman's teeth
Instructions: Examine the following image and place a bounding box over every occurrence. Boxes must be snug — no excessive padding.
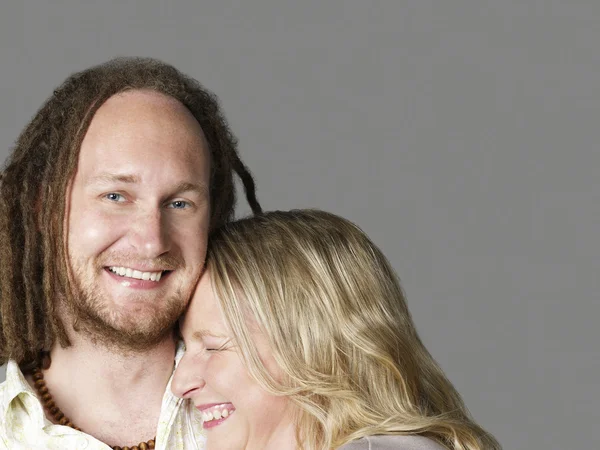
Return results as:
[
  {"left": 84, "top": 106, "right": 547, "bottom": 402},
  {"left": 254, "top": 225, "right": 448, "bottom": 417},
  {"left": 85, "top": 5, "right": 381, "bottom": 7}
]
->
[{"left": 202, "top": 405, "right": 235, "bottom": 423}]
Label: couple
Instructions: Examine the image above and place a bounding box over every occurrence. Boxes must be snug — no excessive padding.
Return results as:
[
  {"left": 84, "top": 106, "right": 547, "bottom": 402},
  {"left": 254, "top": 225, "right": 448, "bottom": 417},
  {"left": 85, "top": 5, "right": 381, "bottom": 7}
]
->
[{"left": 0, "top": 58, "right": 499, "bottom": 450}]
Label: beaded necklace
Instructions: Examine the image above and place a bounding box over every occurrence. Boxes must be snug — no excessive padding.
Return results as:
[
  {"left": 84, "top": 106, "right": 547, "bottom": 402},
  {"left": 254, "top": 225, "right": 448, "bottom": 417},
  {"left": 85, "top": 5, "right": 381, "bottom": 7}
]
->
[{"left": 32, "top": 367, "right": 156, "bottom": 450}]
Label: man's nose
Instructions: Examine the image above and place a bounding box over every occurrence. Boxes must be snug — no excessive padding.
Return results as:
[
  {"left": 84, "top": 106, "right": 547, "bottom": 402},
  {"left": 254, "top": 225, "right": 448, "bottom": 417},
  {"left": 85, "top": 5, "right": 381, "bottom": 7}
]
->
[{"left": 129, "top": 208, "right": 171, "bottom": 258}]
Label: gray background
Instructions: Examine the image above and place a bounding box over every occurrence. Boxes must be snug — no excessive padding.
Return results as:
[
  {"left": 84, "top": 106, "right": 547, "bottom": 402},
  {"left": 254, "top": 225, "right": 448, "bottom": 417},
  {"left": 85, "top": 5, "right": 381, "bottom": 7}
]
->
[{"left": 1, "top": 1, "right": 598, "bottom": 449}]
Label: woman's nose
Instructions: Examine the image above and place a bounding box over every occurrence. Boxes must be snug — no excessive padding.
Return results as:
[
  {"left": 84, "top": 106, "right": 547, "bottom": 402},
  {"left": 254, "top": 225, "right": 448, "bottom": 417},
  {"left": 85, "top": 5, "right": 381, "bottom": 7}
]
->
[{"left": 171, "top": 352, "right": 206, "bottom": 399}]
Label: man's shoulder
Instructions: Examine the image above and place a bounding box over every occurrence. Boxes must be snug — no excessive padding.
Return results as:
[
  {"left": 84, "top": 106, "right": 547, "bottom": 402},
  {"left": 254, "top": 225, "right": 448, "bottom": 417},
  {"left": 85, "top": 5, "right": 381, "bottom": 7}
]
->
[
  {"left": 0, "top": 373, "right": 11, "bottom": 410},
  {"left": 0, "top": 361, "right": 28, "bottom": 406},
  {"left": 0, "top": 372, "right": 9, "bottom": 392},
  {"left": 0, "top": 373, "right": 8, "bottom": 448},
  {"left": 0, "top": 363, "right": 30, "bottom": 450},
  {"left": 340, "top": 434, "right": 446, "bottom": 450}
]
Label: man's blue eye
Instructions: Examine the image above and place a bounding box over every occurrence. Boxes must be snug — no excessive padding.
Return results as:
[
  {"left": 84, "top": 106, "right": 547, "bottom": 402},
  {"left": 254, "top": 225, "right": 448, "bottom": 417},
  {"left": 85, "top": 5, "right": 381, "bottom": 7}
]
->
[
  {"left": 170, "top": 200, "right": 189, "bottom": 209},
  {"left": 106, "top": 193, "right": 125, "bottom": 202}
]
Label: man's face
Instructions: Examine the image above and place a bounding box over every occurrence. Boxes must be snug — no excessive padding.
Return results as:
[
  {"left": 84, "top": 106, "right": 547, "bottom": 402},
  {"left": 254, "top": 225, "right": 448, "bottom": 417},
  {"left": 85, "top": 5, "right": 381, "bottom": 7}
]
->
[{"left": 66, "top": 90, "right": 211, "bottom": 351}]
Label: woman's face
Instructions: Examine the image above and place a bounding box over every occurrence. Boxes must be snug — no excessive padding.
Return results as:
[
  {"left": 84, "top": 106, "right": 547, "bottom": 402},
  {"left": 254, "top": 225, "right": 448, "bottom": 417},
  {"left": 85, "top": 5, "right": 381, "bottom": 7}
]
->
[{"left": 172, "top": 270, "right": 297, "bottom": 450}]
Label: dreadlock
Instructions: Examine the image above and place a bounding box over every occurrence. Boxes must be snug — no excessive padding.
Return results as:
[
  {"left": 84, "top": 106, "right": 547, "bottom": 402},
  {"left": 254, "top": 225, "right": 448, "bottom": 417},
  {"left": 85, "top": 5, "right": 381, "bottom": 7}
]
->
[{"left": 0, "top": 57, "right": 262, "bottom": 368}]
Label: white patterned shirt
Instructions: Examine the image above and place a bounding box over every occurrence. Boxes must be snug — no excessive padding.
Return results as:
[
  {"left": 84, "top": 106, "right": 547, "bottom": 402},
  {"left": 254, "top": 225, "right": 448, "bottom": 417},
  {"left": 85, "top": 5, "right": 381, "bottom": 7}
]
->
[{"left": 0, "top": 344, "right": 205, "bottom": 450}]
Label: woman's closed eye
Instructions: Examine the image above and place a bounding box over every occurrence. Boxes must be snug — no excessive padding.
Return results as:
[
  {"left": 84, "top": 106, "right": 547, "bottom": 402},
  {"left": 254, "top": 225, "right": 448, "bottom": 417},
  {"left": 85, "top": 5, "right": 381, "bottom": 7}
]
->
[{"left": 204, "top": 339, "right": 231, "bottom": 353}]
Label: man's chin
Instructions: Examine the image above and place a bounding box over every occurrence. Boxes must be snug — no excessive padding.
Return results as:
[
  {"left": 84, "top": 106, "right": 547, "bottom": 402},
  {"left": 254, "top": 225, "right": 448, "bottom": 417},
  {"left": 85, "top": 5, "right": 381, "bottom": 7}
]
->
[
  {"left": 73, "top": 316, "right": 177, "bottom": 352},
  {"left": 70, "top": 303, "right": 184, "bottom": 352}
]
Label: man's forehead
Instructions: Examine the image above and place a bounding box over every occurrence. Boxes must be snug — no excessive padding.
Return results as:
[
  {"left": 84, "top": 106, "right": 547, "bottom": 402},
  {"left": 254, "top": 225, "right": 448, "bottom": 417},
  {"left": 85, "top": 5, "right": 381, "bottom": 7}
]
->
[
  {"left": 74, "top": 90, "right": 209, "bottom": 172},
  {"left": 101, "top": 89, "right": 189, "bottom": 113},
  {"left": 83, "top": 90, "right": 205, "bottom": 144}
]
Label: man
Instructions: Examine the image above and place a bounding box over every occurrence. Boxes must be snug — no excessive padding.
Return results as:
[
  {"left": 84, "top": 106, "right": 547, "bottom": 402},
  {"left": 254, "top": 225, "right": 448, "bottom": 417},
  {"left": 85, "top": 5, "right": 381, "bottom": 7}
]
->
[{"left": 0, "top": 57, "right": 261, "bottom": 449}]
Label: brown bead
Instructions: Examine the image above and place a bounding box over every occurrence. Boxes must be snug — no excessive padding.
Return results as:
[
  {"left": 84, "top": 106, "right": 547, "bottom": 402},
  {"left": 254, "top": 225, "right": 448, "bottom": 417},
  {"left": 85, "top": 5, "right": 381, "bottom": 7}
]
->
[
  {"left": 29, "top": 366, "right": 157, "bottom": 450},
  {"left": 41, "top": 354, "right": 51, "bottom": 369}
]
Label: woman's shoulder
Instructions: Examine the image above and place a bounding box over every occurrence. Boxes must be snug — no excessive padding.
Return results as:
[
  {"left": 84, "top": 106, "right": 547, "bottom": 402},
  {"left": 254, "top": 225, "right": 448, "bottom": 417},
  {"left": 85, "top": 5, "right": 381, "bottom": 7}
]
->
[{"left": 339, "top": 434, "right": 447, "bottom": 450}]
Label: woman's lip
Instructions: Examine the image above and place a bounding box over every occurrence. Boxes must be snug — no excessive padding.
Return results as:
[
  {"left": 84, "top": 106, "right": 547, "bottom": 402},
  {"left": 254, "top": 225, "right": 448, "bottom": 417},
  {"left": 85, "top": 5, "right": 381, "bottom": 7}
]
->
[
  {"left": 197, "top": 403, "right": 236, "bottom": 430},
  {"left": 203, "top": 415, "right": 231, "bottom": 429},
  {"left": 196, "top": 402, "right": 233, "bottom": 412}
]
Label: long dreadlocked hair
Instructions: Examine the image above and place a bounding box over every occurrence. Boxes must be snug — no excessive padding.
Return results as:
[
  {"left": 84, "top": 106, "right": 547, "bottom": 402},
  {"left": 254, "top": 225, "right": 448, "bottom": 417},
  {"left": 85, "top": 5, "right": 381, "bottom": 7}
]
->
[{"left": 0, "top": 57, "right": 262, "bottom": 369}]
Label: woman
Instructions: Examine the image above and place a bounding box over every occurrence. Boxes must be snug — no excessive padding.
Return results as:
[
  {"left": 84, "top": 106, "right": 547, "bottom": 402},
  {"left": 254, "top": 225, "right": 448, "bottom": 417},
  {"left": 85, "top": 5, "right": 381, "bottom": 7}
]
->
[{"left": 172, "top": 210, "right": 501, "bottom": 450}]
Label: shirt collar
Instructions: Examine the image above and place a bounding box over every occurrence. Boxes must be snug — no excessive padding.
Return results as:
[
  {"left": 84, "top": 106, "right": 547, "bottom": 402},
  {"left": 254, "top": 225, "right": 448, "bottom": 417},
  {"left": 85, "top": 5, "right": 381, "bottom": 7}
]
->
[
  {"left": 1, "top": 359, "right": 48, "bottom": 430},
  {"left": 1, "top": 341, "right": 186, "bottom": 430}
]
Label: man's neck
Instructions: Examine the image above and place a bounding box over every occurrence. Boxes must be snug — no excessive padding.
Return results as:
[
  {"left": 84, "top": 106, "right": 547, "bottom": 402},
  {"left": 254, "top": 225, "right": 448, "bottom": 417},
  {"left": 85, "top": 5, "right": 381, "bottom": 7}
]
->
[
  {"left": 30, "top": 333, "right": 178, "bottom": 447},
  {"left": 48, "top": 332, "right": 177, "bottom": 386}
]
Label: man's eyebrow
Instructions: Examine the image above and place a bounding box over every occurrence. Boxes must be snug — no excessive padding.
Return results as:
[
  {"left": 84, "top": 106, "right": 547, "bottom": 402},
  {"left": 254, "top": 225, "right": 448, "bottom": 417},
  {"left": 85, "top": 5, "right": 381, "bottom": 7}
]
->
[
  {"left": 87, "top": 175, "right": 209, "bottom": 196},
  {"left": 173, "top": 181, "right": 209, "bottom": 197},
  {"left": 88, "top": 173, "right": 140, "bottom": 185}
]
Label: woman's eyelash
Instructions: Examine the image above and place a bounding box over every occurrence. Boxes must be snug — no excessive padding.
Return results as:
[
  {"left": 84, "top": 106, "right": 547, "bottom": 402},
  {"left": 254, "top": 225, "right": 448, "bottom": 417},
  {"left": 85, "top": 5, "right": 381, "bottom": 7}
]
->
[{"left": 205, "top": 340, "right": 231, "bottom": 352}]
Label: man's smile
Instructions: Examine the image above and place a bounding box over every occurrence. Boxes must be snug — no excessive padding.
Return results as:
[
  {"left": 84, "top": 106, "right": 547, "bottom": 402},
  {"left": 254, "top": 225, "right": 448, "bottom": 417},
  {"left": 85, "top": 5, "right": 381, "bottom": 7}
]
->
[{"left": 107, "top": 266, "right": 166, "bottom": 282}]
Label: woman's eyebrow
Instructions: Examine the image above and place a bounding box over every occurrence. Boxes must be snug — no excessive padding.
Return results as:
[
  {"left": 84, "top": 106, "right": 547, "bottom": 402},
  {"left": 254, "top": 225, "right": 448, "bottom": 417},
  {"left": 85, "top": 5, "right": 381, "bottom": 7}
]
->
[{"left": 192, "top": 329, "right": 228, "bottom": 341}]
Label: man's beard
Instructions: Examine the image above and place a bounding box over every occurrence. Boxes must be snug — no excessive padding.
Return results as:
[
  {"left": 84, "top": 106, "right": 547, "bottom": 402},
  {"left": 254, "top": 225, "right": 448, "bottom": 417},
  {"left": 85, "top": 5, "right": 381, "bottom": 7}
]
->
[{"left": 67, "top": 257, "right": 189, "bottom": 353}]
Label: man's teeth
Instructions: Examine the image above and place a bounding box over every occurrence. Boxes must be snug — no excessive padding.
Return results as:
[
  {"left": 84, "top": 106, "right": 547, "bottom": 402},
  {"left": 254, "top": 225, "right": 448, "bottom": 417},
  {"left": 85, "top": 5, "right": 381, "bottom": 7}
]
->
[{"left": 108, "top": 266, "right": 163, "bottom": 281}]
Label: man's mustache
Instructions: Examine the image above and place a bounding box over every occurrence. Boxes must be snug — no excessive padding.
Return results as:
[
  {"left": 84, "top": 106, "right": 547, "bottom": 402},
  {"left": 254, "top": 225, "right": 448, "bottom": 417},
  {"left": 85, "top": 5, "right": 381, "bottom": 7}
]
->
[{"left": 97, "top": 252, "right": 184, "bottom": 271}]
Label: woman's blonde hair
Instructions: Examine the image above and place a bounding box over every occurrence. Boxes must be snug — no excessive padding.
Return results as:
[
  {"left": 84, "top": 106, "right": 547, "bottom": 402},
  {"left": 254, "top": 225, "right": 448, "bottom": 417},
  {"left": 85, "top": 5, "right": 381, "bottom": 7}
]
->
[{"left": 206, "top": 210, "right": 500, "bottom": 450}]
